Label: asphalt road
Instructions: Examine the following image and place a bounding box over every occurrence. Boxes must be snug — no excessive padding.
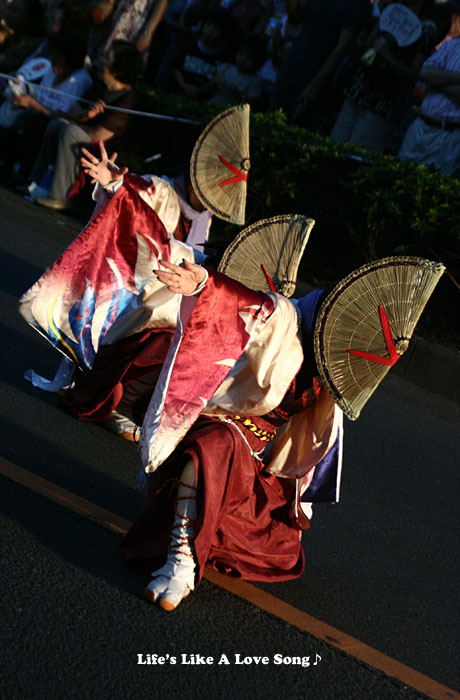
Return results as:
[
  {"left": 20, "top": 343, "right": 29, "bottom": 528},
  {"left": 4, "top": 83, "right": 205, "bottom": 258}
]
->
[{"left": 1, "top": 186, "right": 459, "bottom": 700}]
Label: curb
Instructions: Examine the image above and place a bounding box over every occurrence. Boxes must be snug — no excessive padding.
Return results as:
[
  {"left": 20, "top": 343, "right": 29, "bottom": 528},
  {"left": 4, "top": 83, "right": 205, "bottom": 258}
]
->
[{"left": 392, "top": 337, "right": 460, "bottom": 405}]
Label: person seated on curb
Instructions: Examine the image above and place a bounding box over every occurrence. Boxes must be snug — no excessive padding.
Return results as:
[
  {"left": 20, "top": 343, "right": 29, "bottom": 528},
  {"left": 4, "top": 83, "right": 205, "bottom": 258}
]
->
[
  {"left": 25, "top": 39, "right": 142, "bottom": 211},
  {"left": 0, "top": 28, "right": 91, "bottom": 185}
]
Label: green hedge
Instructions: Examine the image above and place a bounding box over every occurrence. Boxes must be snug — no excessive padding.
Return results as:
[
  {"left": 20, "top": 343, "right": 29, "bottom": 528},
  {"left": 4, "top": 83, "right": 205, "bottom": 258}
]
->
[{"left": 131, "top": 85, "right": 459, "bottom": 344}]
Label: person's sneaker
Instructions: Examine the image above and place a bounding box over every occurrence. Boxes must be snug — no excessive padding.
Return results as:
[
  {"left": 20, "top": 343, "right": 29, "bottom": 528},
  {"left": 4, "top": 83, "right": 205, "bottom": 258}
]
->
[
  {"left": 35, "top": 196, "right": 70, "bottom": 211},
  {"left": 102, "top": 411, "right": 140, "bottom": 442}
]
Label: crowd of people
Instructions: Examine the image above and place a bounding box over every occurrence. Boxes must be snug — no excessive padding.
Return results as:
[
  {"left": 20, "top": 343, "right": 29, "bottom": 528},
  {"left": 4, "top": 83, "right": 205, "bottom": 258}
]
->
[{"left": 1, "top": 0, "right": 460, "bottom": 209}]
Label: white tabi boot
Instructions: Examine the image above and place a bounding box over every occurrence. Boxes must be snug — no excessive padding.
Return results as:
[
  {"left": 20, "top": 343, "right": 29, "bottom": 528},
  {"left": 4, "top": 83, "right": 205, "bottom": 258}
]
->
[{"left": 144, "top": 460, "right": 197, "bottom": 611}]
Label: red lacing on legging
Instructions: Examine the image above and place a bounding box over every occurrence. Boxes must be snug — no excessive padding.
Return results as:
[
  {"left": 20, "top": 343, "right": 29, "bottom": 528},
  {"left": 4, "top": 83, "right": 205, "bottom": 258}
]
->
[{"left": 157, "top": 478, "right": 197, "bottom": 558}]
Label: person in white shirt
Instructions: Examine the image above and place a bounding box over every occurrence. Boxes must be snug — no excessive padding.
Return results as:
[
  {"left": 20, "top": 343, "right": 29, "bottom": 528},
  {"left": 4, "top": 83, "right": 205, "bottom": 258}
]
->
[
  {"left": 398, "top": 35, "right": 460, "bottom": 174},
  {"left": 0, "top": 28, "right": 91, "bottom": 184}
]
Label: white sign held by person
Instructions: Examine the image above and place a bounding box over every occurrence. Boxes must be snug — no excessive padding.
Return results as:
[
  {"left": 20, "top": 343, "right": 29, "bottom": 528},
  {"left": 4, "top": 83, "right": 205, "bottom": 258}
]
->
[{"left": 379, "top": 3, "right": 422, "bottom": 47}]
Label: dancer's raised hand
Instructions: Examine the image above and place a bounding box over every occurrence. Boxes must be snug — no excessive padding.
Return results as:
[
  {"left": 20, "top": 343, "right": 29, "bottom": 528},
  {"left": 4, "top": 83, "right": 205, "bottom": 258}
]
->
[{"left": 80, "top": 140, "right": 128, "bottom": 186}]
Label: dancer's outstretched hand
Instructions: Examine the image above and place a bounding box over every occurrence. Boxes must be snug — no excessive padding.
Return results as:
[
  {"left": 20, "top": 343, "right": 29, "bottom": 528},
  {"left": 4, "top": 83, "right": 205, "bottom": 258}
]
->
[
  {"left": 154, "top": 259, "right": 206, "bottom": 295},
  {"left": 80, "top": 140, "right": 128, "bottom": 186}
]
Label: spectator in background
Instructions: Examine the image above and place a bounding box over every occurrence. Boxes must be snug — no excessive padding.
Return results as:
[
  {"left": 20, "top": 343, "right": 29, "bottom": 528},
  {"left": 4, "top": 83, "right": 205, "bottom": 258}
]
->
[
  {"left": 143, "top": 0, "right": 194, "bottom": 89},
  {"left": 252, "top": 1, "right": 305, "bottom": 107},
  {"left": 26, "top": 0, "right": 91, "bottom": 60},
  {"left": 182, "top": 0, "right": 274, "bottom": 39},
  {"left": 24, "top": 40, "right": 142, "bottom": 211},
  {"left": 257, "top": 0, "right": 305, "bottom": 85},
  {"left": 0, "top": 28, "right": 91, "bottom": 184},
  {"left": 15, "top": 30, "right": 90, "bottom": 117},
  {"left": 0, "top": 0, "right": 44, "bottom": 74},
  {"left": 440, "top": 7, "right": 460, "bottom": 44},
  {"left": 398, "top": 34, "right": 460, "bottom": 174},
  {"left": 86, "top": 0, "right": 169, "bottom": 75},
  {"left": 210, "top": 37, "right": 266, "bottom": 108},
  {"left": 268, "top": 0, "right": 372, "bottom": 132},
  {"left": 134, "top": 0, "right": 171, "bottom": 60},
  {"left": 172, "top": 8, "right": 229, "bottom": 101},
  {"left": 148, "top": 0, "right": 293, "bottom": 95},
  {"left": 330, "top": 0, "right": 451, "bottom": 154}
]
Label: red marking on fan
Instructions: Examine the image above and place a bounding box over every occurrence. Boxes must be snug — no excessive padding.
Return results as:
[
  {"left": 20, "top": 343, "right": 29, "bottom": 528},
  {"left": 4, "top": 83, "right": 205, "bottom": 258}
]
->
[
  {"left": 218, "top": 155, "right": 248, "bottom": 187},
  {"left": 261, "top": 264, "right": 277, "bottom": 292},
  {"left": 347, "top": 306, "right": 400, "bottom": 366}
]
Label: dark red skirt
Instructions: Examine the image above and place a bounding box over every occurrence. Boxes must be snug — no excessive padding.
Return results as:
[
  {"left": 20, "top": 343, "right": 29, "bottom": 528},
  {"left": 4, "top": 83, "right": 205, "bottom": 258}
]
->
[
  {"left": 119, "top": 416, "right": 305, "bottom": 584},
  {"left": 59, "top": 328, "right": 174, "bottom": 422}
]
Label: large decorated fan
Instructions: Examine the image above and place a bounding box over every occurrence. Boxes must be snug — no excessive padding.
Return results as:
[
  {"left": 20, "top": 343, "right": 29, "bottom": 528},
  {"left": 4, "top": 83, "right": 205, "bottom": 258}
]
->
[
  {"left": 218, "top": 214, "right": 315, "bottom": 297},
  {"left": 190, "top": 104, "right": 250, "bottom": 225},
  {"left": 314, "top": 256, "right": 445, "bottom": 421}
]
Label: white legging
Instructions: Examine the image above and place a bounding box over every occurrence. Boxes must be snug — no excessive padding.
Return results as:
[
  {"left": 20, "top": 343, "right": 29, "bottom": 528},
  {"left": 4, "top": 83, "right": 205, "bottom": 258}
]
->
[{"left": 169, "top": 459, "right": 197, "bottom": 559}]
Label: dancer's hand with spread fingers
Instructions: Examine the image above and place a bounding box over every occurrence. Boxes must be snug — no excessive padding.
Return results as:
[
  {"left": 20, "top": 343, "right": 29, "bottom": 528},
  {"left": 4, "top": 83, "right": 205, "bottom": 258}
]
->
[
  {"left": 154, "top": 259, "right": 206, "bottom": 296},
  {"left": 80, "top": 140, "right": 128, "bottom": 187}
]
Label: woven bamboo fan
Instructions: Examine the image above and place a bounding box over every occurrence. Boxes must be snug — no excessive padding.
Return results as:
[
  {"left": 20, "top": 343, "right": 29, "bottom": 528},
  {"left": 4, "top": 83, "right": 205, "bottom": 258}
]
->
[
  {"left": 218, "top": 214, "right": 315, "bottom": 297},
  {"left": 190, "top": 104, "right": 250, "bottom": 225},
  {"left": 314, "top": 256, "right": 445, "bottom": 421}
]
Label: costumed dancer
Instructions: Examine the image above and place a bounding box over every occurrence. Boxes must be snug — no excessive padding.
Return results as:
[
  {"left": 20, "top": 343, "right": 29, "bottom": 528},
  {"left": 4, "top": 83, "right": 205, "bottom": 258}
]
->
[
  {"left": 21, "top": 144, "right": 214, "bottom": 440},
  {"left": 20, "top": 105, "right": 247, "bottom": 439},
  {"left": 115, "top": 248, "right": 444, "bottom": 611},
  {"left": 120, "top": 253, "right": 340, "bottom": 610}
]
